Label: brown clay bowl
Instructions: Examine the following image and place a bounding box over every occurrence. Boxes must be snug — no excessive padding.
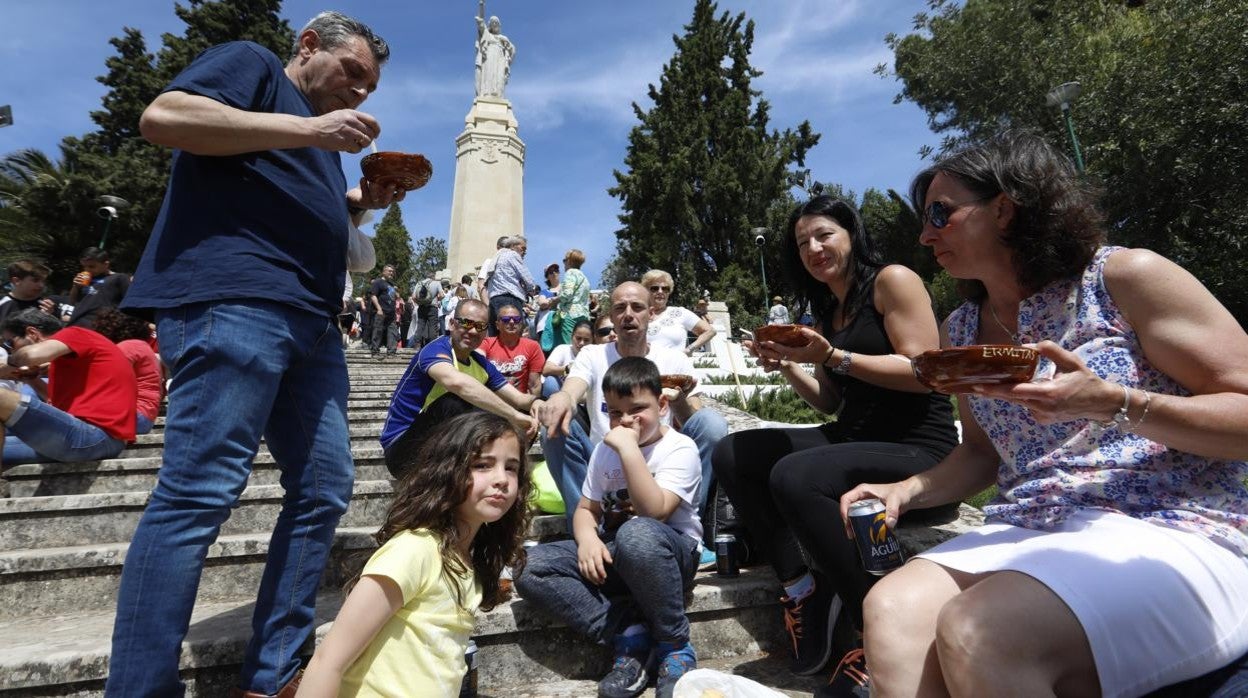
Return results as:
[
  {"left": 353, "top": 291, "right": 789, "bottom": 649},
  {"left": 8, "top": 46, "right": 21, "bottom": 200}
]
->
[
  {"left": 360, "top": 151, "right": 433, "bottom": 191},
  {"left": 911, "top": 345, "right": 1040, "bottom": 394},
  {"left": 659, "top": 374, "right": 695, "bottom": 392},
  {"left": 753, "top": 324, "right": 809, "bottom": 347}
]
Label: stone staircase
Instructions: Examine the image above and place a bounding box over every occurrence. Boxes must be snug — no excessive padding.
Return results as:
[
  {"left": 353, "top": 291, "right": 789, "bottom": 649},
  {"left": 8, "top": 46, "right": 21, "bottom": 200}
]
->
[{"left": 0, "top": 345, "right": 978, "bottom": 697}]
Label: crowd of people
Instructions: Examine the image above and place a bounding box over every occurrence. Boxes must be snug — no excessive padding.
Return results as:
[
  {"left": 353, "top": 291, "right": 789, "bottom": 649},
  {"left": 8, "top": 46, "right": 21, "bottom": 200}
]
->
[{"left": 4, "top": 8, "right": 1247, "bottom": 698}]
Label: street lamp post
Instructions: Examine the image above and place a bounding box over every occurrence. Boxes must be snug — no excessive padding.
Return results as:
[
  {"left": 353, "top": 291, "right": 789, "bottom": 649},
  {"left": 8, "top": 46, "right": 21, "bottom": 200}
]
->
[
  {"left": 1046, "top": 81, "right": 1085, "bottom": 173},
  {"left": 95, "top": 195, "right": 130, "bottom": 249},
  {"left": 751, "top": 226, "right": 769, "bottom": 318}
]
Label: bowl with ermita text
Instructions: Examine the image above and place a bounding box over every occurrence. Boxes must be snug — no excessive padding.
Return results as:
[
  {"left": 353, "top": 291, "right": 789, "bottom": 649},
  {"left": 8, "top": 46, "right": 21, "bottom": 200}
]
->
[{"left": 911, "top": 344, "right": 1039, "bottom": 394}]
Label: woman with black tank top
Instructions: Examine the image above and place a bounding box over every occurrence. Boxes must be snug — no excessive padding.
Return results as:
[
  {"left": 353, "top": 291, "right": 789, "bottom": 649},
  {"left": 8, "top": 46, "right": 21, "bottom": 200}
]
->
[{"left": 711, "top": 196, "right": 957, "bottom": 695}]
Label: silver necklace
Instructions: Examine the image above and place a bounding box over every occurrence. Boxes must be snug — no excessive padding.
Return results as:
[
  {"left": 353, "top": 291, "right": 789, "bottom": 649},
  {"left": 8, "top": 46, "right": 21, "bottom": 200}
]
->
[{"left": 986, "top": 302, "right": 1019, "bottom": 343}]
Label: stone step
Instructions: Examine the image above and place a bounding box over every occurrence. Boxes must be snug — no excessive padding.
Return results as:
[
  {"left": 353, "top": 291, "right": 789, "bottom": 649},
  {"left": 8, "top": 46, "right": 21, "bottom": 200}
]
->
[
  {"left": 0, "top": 481, "right": 395, "bottom": 552},
  {"left": 0, "top": 515, "right": 568, "bottom": 622},
  {"left": 6, "top": 435, "right": 549, "bottom": 499},
  {"left": 148, "top": 410, "right": 392, "bottom": 429},
  {"left": 0, "top": 527, "right": 374, "bottom": 622},
  {"left": 118, "top": 423, "right": 385, "bottom": 456},
  {"left": 501, "top": 652, "right": 818, "bottom": 698},
  {"left": 0, "top": 567, "right": 786, "bottom": 695},
  {"left": 2, "top": 454, "right": 392, "bottom": 498}
]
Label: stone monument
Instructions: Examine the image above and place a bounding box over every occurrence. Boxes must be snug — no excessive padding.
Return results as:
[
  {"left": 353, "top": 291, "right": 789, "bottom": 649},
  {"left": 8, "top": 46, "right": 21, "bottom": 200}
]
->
[{"left": 445, "top": 0, "right": 525, "bottom": 280}]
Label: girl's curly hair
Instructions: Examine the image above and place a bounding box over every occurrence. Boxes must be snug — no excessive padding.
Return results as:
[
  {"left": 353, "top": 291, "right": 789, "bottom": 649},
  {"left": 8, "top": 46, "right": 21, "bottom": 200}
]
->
[
  {"left": 373, "top": 411, "right": 533, "bottom": 611},
  {"left": 92, "top": 308, "right": 153, "bottom": 343},
  {"left": 910, "top": 129, "right": 1106, "bottom": 300}
]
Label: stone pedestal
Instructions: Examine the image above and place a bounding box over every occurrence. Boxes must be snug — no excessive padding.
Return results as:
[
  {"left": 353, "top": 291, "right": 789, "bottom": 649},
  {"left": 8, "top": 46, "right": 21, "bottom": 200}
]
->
[{"left": 445, "top": 96, "right": 526, "bottom": 281}]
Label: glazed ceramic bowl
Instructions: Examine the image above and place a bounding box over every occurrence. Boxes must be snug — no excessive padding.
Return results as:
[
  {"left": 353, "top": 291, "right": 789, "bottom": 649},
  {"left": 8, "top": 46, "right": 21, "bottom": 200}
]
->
[
  {"left": 752, "top": 323, "right": 809, "bottom": 347},
  {"left": 659, "top": 374, "right": 695, "bottom": 392},
  {"left": 360, "top": 151, "right": 433, "bottom": 191},
  {"left": 911, "top": 344, "right": 1040, "bottom": 393}
]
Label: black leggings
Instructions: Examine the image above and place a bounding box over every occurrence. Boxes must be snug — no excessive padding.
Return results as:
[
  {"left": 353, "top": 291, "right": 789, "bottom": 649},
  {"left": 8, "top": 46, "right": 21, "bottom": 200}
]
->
[{"left": 712, "top": 426, "right": 954, "bottom": 628}]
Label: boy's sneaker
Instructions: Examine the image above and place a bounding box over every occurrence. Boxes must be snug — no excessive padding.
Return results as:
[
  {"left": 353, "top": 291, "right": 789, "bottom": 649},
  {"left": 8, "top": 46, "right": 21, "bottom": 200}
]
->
[
  {"left": 697, "top": 547, "right": 717, "bottom": 571},
  {"left": 654, "top": 640, "right": 697, "bottom": 698},
  {"left": 780, "top": 574, "right": 841, "bottom": 675},
  {"left": 815, "top": 647, "right": 871, "bottom": 697},
  {"left": 598, "top": 632, "right": 653, "bottom": 698}
]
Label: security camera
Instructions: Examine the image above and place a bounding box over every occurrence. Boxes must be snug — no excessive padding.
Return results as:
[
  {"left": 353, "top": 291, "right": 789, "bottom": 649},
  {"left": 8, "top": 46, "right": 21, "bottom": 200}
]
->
[
  {"left": 97, "top": 206, "right": 118, "bottom": 220},
  {"left": 754, "top": 234, "right": 766, "bottom": 247}
]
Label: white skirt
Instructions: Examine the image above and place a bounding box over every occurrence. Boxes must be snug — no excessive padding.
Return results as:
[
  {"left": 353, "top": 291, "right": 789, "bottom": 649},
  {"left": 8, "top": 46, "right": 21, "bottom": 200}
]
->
[{"left": 917, "top": 508, "right": 1248, "bottom": 698}]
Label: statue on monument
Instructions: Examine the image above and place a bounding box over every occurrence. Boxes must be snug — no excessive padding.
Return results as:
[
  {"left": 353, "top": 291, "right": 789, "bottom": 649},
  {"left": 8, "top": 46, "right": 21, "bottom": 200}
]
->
[{"left": 475, "top": 0, "right": 515, "bottom": 99}]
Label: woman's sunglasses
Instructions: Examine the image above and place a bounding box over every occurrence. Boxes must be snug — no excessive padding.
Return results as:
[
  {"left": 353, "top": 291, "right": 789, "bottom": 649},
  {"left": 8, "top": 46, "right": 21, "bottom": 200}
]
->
[
  {"left": 648, "top": 285, "right": 671, "bottom": 293},
  {"left": 923, "top": 195, "right": 994, "bottom": 229},
  {"left": 595, "top": 326, "right": 615, "bottom": 337},
  {"left": 454, "top": 317, "right": 489, "bottom": 332}
]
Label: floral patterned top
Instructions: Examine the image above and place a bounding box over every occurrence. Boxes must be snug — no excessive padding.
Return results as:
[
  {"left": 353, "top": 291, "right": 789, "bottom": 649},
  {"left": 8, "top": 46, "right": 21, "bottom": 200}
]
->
[
  {"left": 948, "top": 246, "right": 1248, "bottom": 555},
  {"left": 557, "top": 268, "right": 590, "bottom": 320}
]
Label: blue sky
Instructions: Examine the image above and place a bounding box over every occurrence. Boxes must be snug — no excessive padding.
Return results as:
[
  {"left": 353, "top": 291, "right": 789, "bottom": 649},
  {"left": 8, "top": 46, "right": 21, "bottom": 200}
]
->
[{"left": 1, "top": 0, "right": 940, "bottom": 286}]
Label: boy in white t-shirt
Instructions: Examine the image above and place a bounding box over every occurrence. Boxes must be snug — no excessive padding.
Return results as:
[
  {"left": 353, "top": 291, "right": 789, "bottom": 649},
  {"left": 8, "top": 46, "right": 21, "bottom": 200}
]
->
[{"left": 516, "top": 356, "right": 702, "bottom": 698}]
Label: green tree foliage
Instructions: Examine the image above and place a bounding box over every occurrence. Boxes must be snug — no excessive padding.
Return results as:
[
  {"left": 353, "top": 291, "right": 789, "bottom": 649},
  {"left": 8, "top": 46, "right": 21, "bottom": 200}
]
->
[
  {"left": 609, "top": 0, "right": 819, "bottom": 322},
  {"left": 2, "top": 0, "right": 292, "bottom": 290},
  {"left": 0, "top": 149, "right": 101, "bottom": 282},
  {"left": 717, "top": 387, "right": 832, "bottom": 424},
  {"left": 369, "top": 204, "right": 415, "bottom": 292},
  {"left": 884, "top": 0, "right": 1248, "bottom": 319},
  {"left": 410, "top": 235, "right": 448, "bottom": 281}
]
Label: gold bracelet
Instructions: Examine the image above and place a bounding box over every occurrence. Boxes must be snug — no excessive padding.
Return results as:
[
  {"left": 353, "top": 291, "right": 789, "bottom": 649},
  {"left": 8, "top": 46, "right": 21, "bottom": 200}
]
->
[{"left": 1125, "top": 390, "right": 1152, "bottom": 432}]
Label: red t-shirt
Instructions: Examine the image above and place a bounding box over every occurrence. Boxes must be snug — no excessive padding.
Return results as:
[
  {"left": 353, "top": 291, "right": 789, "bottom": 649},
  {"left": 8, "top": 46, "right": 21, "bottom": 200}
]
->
[
  {"left": 117, "top": 339, "right": 164, "bottom": 421},
  {"left": 48, "top": 327, "right": 138, "bottom": 442},
  {"left": 478, "top": 336, "right": 545, "bottom": 393}
]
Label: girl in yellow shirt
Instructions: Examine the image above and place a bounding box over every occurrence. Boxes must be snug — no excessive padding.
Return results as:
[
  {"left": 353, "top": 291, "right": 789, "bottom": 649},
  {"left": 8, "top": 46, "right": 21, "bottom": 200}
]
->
[{"left": 298, "top": 412, "right": 533, "bottom": 697}]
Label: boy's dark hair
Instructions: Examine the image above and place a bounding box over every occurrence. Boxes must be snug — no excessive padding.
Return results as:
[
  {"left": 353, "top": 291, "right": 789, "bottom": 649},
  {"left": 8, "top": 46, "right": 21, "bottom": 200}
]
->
[
  {"left": 80, "top": 247, "right": 110, "bottom": 263},
  {"left": 3, "top": 307, "right": 64, "bottom": 336},
  {"left": 601, "top": 356, "right": 662, "bottom": 399},
  {"left": 7, "top": 259, "right": 50, "bottom": 280}
]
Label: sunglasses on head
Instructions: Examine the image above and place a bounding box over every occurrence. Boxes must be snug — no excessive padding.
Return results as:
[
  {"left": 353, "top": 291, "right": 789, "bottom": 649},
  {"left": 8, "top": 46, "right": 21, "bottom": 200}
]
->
[
  {"left": 595, "top": 326, "right": 615, "bottom": 337},
  {"left": 923, "top": 195, "right": 994, "bottom": 230},
  {"left": 648, "top": 285, "right": 671, "bottom": 293},
  {"left": 498, "top": 316, "right": 524, "bottom": 325},
  {"left": 454, "top": 317, "right": 488, "bottom": 332}
]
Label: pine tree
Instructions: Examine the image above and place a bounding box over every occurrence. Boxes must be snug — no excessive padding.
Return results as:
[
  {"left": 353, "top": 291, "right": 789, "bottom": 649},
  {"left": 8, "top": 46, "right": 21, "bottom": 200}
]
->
[
  {"left": 2, "top": 1, "right": 293, "bottom": 288},
  {"left": 370, "top": 204, "right": 415, "bottom": 293},
  {"left": 410, "top": 236, "right": 448, "bottom": 281},
  {"left": 609, "top": 0, "right": 819, "bottom": 320}
]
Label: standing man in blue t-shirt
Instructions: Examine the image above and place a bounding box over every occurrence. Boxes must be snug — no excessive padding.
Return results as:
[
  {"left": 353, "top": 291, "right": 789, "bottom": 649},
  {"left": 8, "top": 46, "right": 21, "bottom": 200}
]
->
[{"left": 107, "top": 12, "right": 399, "bottom": 697}]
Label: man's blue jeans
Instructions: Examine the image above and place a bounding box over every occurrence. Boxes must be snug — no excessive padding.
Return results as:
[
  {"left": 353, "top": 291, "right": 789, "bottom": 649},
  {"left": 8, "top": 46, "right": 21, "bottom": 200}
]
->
[
  {"left": 515, "top": 516, "right": 700, "bottom": 645},
  {"left": 1, "top": 391, "right": 126, "bottom": 465},
  {"left": 105, "top": 301, "right": 354, "bottom": 697},
  {"left": 541, "top": 407, "right": 728, "bottom": 530}
]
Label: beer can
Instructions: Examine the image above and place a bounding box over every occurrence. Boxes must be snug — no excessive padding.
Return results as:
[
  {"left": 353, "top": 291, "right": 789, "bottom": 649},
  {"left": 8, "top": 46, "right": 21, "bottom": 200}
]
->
[
  {"left": 848, "top": 498, "right": 904, "bottom": 575},
  {"left": 460, "top": 639, "right": 479, "bottom": 697},
  {"left": 714, "top": 534, "right": 739, "bottom": 577}
]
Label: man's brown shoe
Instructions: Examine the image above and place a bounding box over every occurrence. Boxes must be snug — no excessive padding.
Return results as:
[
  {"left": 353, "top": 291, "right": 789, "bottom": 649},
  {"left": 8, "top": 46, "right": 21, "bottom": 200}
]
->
[{"left": 230, "top": 670, "right": 302, "bottom": 698}]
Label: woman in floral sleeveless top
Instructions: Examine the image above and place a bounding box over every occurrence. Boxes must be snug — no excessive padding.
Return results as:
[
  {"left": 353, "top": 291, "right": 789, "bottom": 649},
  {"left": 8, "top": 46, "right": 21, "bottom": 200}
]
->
[{"left": 842, "top": 131, "right": 1248, "bottom": 697}]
